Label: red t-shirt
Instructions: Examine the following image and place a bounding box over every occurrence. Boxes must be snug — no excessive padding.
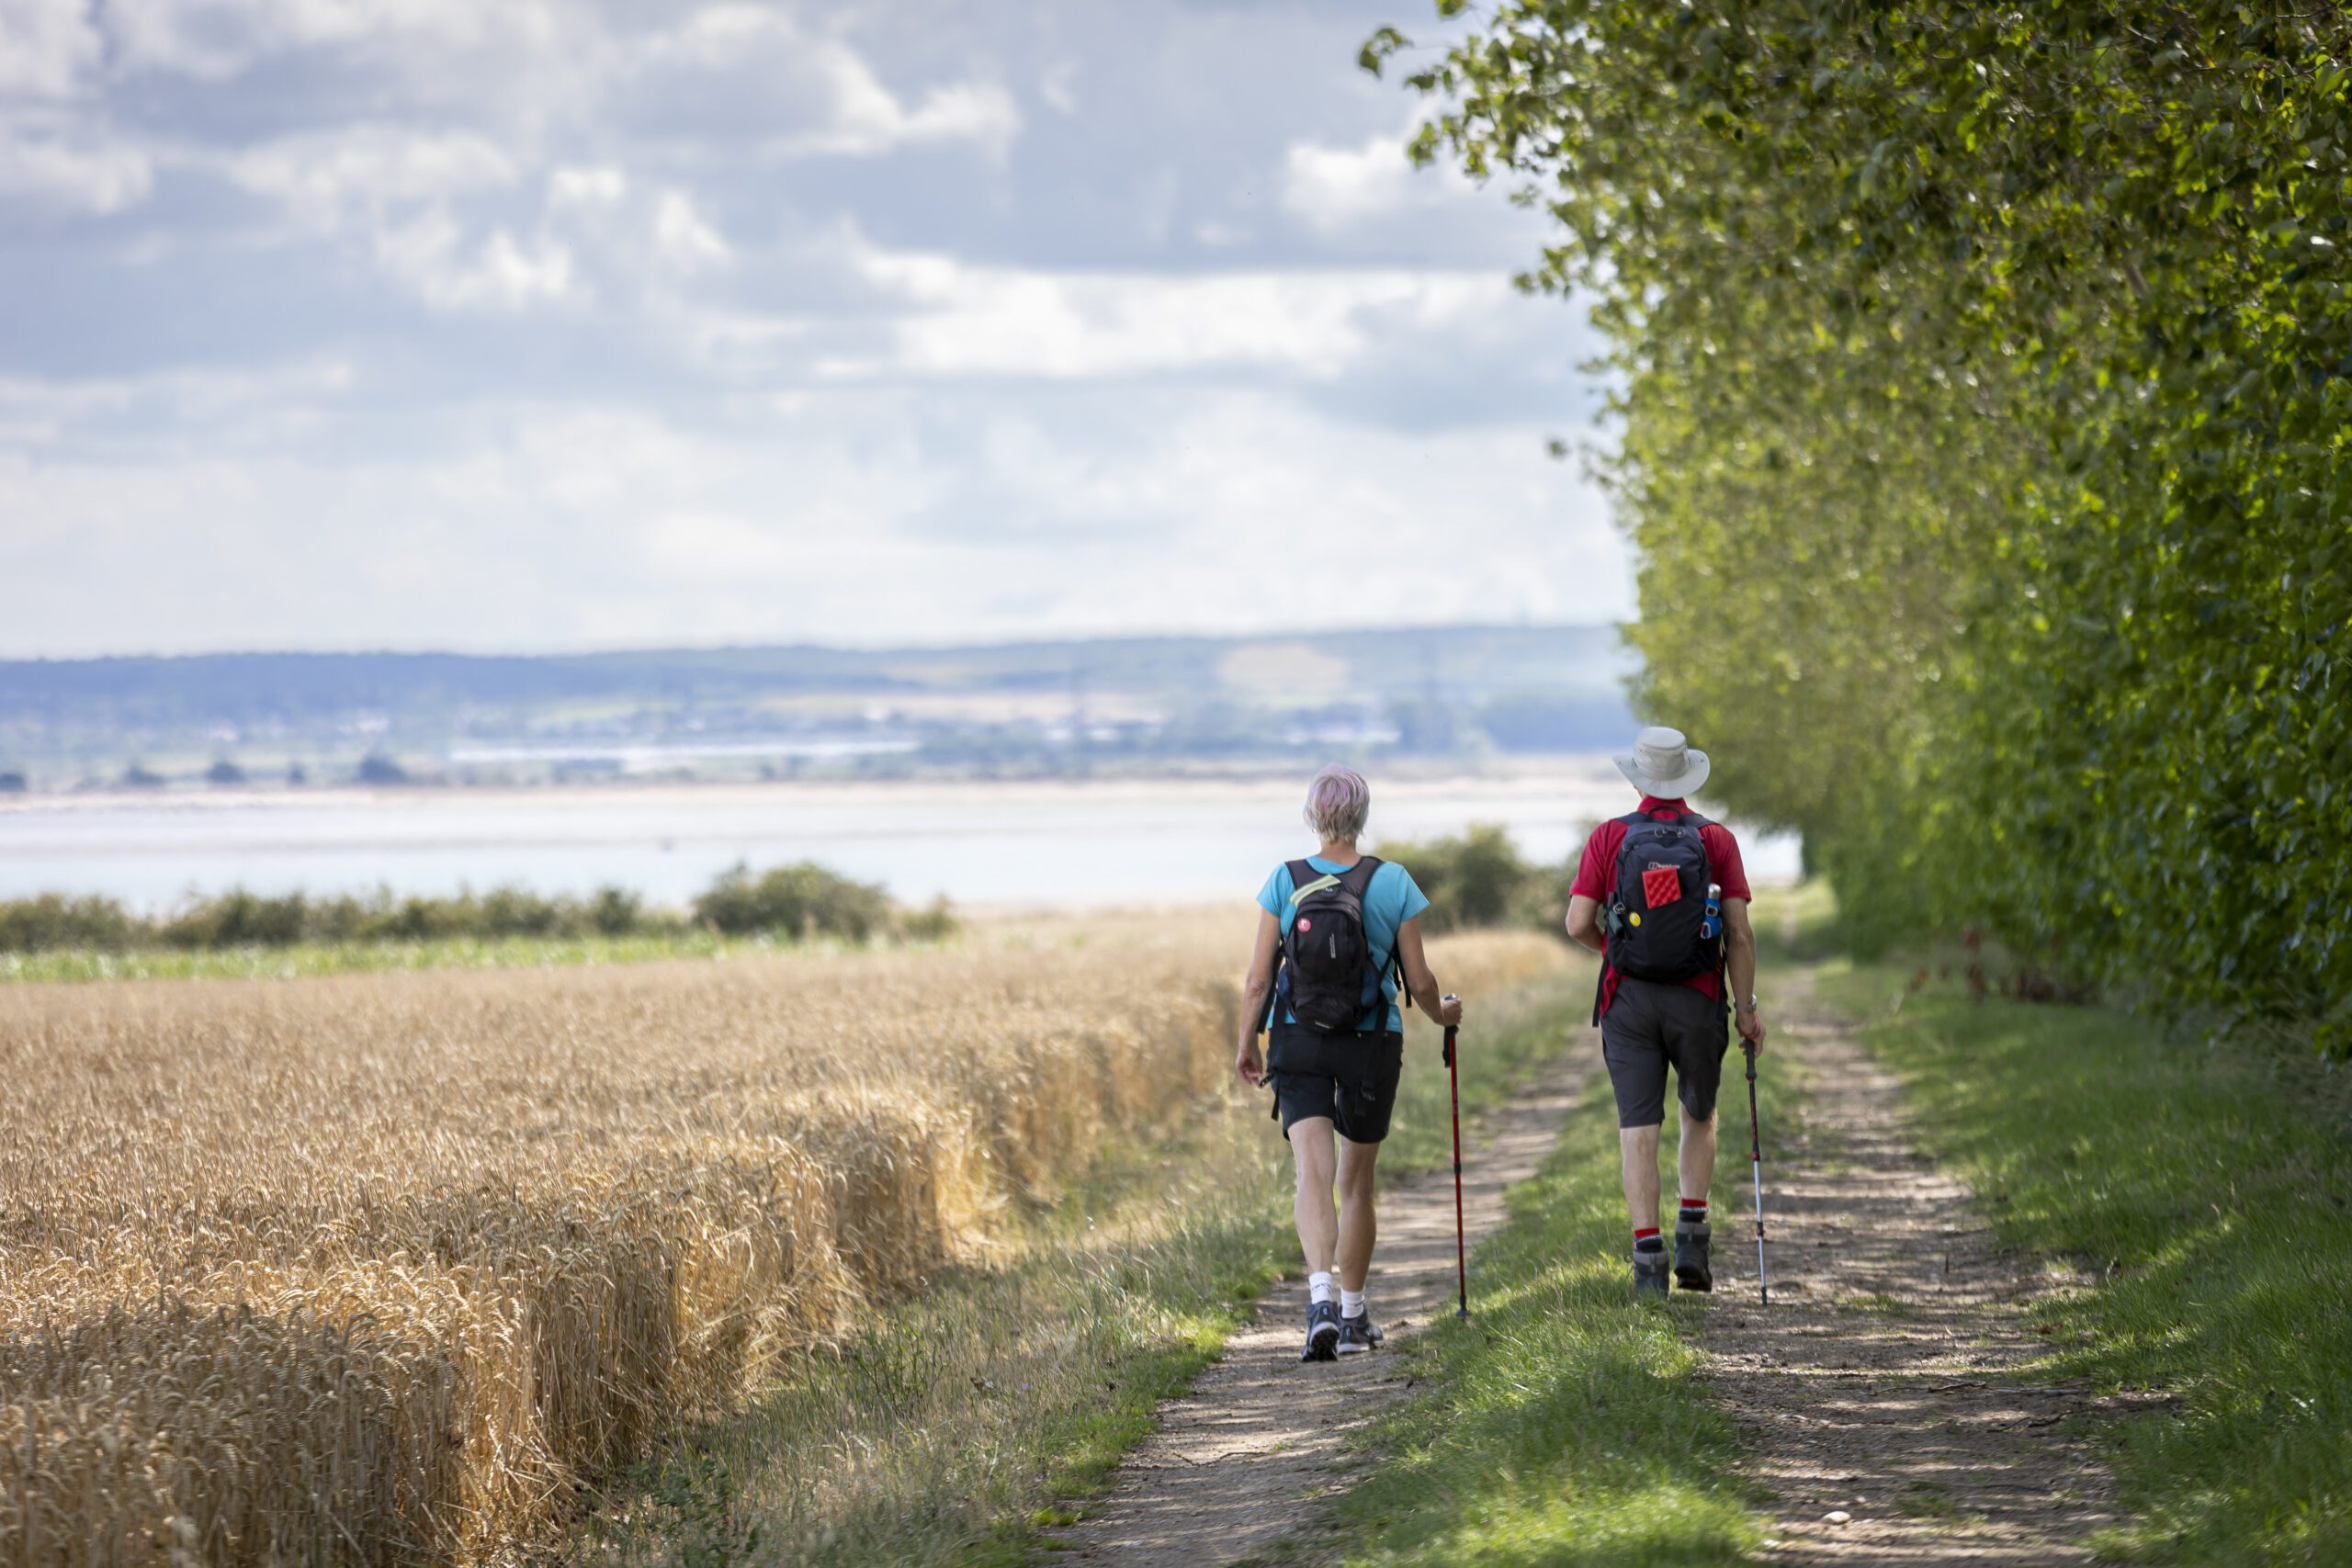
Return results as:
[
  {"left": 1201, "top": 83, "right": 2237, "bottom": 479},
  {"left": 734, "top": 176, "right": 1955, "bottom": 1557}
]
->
[{"left": 1570, "top": 796, "right": 1751, "bottom": 1017}]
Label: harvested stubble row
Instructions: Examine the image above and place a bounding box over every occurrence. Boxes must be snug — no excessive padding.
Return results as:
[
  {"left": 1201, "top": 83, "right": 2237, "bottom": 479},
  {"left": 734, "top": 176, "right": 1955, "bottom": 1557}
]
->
[{"left": 0, "top": 918, "right": 1566, "bottom": 1564}]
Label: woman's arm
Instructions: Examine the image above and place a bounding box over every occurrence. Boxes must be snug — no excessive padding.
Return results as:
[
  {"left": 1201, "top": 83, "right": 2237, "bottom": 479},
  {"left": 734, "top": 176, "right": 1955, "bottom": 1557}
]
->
[
  {"left": 1234, "top": 908, "right": 1281, "bottom": 1085},
  {"left": 1394, "top": 916, "right": 1464, "bottom": 1028}
]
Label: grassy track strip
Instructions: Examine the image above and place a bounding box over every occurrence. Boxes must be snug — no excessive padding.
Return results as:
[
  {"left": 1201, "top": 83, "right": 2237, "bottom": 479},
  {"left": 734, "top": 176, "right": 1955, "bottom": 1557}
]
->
[
  {"left": 1270, "top": 1047, "right": 1765, "bottom": 1567},
  {"left": 1815, "top": 962, "right": 2352, "bottom": 1565}
]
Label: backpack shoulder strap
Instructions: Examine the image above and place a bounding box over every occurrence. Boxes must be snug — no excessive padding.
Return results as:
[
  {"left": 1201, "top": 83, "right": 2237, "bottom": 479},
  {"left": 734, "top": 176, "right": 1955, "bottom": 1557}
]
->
[
  {"left": 1283, "top": 859, "right": 1332, "bottom": 905},
  {"left": 1338, "top": 855, "right": 1382, "bottom": 895}
]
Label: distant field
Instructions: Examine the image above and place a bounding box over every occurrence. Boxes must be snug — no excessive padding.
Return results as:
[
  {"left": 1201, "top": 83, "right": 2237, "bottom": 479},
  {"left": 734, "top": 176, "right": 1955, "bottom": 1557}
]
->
[{"left": 0, "top": 916, "right": 1566, "bottom": 1563}]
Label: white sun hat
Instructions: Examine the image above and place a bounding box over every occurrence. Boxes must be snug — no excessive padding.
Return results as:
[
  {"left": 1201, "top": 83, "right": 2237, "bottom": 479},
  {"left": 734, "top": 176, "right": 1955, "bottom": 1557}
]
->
[{"left": 1612, "top": 726, "right": 1711, "bottom": 799}]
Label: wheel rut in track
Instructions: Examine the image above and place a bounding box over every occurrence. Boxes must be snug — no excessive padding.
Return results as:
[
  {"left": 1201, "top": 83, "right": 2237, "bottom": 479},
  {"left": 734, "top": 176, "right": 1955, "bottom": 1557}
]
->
[{"left": 1699, "top": 973, "right": 2137, "bottom": 1563}]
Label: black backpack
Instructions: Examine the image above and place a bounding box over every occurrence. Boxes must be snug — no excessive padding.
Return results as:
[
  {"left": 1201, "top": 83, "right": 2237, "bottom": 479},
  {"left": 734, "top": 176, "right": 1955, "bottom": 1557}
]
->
[
  {"left": 1604, "top": 807, "right": 1721, "bottom": 987},
  {"left": 1271, "top": 857, "right": 1394, "bottom": 1034}
]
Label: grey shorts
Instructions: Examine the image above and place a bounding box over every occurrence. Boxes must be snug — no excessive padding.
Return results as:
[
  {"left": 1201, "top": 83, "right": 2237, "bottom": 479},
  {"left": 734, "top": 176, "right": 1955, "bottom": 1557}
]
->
[{"left": 1600, "top": 976, "right": 1729, "bottom": 1128}]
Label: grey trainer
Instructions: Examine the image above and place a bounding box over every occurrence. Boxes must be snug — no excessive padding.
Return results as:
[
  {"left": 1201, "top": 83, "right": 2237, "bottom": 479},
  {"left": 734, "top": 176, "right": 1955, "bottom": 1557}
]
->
[
  {"left": 1674, "top": 1220, "right": 1713, "bottom": 1292},
  {"left": 1337, "top": 1309, "right": 1383, "bottom": 1355},
  {"left": 1633, "top": 1246, "right": 1670, "bottom": 1297},
  {"left": 1300, "top": 1299, "right": 1340, "bottom": 1361}
]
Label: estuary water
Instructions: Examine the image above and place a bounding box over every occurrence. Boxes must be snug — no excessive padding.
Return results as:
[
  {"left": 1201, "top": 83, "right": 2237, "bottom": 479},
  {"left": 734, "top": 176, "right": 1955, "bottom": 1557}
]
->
[{"left": 0, "top": 763, "right": 1799, "bottom": 912}]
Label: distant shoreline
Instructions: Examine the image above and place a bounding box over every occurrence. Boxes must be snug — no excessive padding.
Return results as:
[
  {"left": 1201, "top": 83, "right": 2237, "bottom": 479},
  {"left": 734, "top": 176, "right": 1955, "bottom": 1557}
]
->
[{"left": 0, "top": 753, "right": 1628, "bottom": 814}]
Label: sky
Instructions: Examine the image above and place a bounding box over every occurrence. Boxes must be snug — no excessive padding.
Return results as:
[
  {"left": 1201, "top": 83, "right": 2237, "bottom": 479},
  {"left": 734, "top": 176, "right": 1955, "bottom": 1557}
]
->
[{"left": 0, "top": 0, "right": 1623, "bottom": 658}]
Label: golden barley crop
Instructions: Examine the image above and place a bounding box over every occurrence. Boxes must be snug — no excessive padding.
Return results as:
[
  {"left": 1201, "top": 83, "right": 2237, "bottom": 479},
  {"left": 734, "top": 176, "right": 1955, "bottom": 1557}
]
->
[{"left": 0, "top": 915, "right": 1565, "bottom": 1564}]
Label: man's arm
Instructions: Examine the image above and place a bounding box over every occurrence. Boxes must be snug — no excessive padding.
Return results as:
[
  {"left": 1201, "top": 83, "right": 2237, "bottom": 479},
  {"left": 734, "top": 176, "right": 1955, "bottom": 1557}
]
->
[
  {"left": 1394, "top": 917, "right": 1464, "bottom": 1028},
  {"left": 1565, "top": 894, "right": 1604, "bottom": 954},
  {"left": 1723, "top": 897, "right": 1766, "bottom": 1050}
]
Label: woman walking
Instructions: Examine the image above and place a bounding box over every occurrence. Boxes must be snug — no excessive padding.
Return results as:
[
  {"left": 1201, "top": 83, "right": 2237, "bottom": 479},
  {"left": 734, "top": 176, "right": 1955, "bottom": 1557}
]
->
[{"left": 1235, "top": 764, "right": 1464, "bottom": 1360}]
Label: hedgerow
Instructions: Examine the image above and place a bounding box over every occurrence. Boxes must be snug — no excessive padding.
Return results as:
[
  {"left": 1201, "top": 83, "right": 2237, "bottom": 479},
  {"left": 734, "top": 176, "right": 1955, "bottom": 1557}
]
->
[{"left": 1379, "top": 0, "right": 2352, "bottom": 1050}]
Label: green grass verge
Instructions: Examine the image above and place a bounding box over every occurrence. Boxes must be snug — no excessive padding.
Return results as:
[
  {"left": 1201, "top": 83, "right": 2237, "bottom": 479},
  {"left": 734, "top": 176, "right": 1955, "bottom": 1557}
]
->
[
  {"left": 1815, "top": 962, "right": 2352, "bottom": 1565},
  {"left": 575, "top": 965, "right": 1593, "bottom": 1567},
  {"left": 1279, "top": 1042, "right": 1771, "bottom": 1566}
]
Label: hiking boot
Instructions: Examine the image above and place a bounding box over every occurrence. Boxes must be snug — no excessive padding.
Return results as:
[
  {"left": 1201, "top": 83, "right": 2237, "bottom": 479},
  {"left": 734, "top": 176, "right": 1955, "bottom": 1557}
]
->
[
  {"left": 1674, "top": 1220, "right": 1713, "bottom": 1292},
  {"left": 1337, "top": 1309, "right": 1384, "bottom": 1355},
  {"left": 1300, "top": 1300, "right": 1340, "bottom": 1361},
  {"left": 1633, "top": 1247, "right": 1670, "bottom": 1298}
]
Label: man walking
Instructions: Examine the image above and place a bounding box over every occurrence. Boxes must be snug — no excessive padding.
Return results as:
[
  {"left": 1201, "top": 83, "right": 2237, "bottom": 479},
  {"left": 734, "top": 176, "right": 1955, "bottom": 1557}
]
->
[{"left": 1565, "top": 727, "right": 1765, "bottom": 1295}]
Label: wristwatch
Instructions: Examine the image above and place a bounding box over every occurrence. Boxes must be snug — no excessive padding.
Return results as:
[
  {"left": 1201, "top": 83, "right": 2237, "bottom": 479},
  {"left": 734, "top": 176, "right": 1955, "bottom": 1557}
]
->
[{"left": 1733, "top": 996, "right": 1759, "bottom": 1014}]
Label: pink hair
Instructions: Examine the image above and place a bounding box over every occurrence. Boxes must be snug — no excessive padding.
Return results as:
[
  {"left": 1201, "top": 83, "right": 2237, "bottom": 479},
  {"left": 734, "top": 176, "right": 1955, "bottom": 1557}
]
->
[{"left": 1302, "top": 763, "right": 1370, "bottom": 841}]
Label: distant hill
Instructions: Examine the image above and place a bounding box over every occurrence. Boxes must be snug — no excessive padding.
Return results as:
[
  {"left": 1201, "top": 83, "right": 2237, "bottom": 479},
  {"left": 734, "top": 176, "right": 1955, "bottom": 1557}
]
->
[{"left": 0, "top": 625, "right": 1638, "bottom": 790}]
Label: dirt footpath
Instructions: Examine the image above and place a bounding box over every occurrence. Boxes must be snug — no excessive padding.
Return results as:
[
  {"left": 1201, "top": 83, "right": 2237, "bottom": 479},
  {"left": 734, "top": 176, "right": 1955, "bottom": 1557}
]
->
[
  {"left": 1700, "top": 976, "right": 2132, "bottom": 1563},
  {"left": 1049, "top": 1046, "right": 1591, "bottom": 1568}
]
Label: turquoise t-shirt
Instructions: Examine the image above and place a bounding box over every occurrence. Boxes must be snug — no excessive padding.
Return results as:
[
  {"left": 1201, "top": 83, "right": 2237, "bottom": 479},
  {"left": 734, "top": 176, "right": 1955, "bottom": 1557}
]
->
[{"left": 1256, "top": 856, "right": 1431, "bottom": 1032}]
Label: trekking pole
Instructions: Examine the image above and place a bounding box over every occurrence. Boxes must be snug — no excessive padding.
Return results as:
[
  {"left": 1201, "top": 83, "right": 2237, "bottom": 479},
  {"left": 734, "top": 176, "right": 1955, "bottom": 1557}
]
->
[
  {"left": 1443, "top": 997, "right": 1467, "bottom": 1318},
  {"left": 1744, "top": 1040, "right": 1769, "bottom": 1304}
]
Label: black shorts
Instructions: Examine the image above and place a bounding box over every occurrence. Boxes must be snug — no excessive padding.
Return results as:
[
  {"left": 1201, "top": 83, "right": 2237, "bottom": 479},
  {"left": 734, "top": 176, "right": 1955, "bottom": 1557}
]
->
[
  {"left": 1267, "top": 1024, "right": 1405, "bottom": 1145},
  {"left": 1600, "top": 976, "right": 1730, "bottom": 1128}
]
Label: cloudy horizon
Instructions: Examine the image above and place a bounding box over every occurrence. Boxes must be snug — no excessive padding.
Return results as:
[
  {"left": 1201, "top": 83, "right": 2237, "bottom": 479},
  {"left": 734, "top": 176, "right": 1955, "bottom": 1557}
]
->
[{"left": 0, "top": 0, "right": 1624, "bottom": 660}]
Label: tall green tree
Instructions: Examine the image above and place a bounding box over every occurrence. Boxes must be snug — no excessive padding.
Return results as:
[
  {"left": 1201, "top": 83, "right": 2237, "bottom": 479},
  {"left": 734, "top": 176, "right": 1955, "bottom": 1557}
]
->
[{"left": 1372, "top": 1, "right": 2352, "bottom": 1046}]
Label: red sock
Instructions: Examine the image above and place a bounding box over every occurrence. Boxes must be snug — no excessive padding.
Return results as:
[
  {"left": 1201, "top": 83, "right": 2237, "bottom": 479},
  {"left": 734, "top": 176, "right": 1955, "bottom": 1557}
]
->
[
  {"left": 1679, "top": 1197, "right": 1707, "bottom": 1224},
  {"left": 1633, "top": 1225, "right": 1663, "bottom": 1253}
]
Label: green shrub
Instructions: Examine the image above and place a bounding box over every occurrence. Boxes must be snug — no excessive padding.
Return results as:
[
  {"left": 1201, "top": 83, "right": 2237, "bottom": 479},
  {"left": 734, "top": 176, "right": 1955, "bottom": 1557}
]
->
[
  {"left": 5, "top": 865, "right": 913, "bottom": 956},
  {"left": 160, "top": 889, "right": 310, "bottom": 949},
  {"left": 0, "top": 894, "right": 140, "bottom": 953},
  {"left": 1377, "top": 824, "right": 1547, "bottom": 936},
  {"left": 899, "top": 896, "right": 959, "bottom": 943},
  {"left": 693, "top": 862, "right": 894, "bottom": 942},
  {"left": 589, "top": 886, "right": 644, "bottom": 937}
]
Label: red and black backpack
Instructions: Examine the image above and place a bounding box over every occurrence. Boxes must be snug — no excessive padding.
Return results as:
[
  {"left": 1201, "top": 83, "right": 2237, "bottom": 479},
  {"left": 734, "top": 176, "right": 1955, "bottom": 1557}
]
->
[{"left": 1594, "top": 807, "right": 1723, "bottom": 1019}]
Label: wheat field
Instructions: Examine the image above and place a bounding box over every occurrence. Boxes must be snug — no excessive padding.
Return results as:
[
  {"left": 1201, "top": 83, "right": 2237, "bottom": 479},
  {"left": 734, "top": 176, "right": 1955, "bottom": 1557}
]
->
[{"left": 0, "top": 915, "right": 1566, "bottom": 1564}]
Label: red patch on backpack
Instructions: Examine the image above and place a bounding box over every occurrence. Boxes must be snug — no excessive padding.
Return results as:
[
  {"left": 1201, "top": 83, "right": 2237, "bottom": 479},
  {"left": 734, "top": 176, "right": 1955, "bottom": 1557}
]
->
[
  {"left": 1641, "top": 865, "right": 1683, "bottom": 908},
  {"left": 1296, "top": 917, "right": 1313, "bottom": 931}
]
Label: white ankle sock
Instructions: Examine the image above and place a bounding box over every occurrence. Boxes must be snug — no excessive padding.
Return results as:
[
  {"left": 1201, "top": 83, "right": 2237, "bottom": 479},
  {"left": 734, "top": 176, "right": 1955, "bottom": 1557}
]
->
[
  {"left": 1307, "top": 1270, "right": 1334, "bottom": 1305},
  {"left": 1340, "top": 1288, "right": 1367, "bottom": 1319}
]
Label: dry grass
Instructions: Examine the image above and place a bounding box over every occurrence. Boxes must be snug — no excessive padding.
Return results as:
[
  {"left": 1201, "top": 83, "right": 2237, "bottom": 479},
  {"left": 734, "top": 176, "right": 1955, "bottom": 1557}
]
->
[{"left": 0, "top": 913, "right": 1566, "bottom": 1564}]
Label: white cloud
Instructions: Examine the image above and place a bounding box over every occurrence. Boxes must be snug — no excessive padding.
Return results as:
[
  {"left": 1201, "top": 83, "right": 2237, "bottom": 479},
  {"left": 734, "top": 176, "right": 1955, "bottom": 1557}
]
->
[
  {"left": 830, "top": 239, "right": 1506, "bottom": 382},
  {"left": 0, "top": 130, "right": 154, "bottom": 214},
  {"left": 0, "top": 0, "right": 106, "bottom": 98},
  {"left": 548, "top": 164, "right": 628, "bottom": 209},
  {"left": 376, "top": 213, "right": 578, "bottom": 311},
  {"left": 637, "top": 6, "right": 1021, "bottom": 160},
  {"left": 0, "top": 389, "right": 1625, "bottom": 657},
  {"left": 228, "top": 126, "right": 519, "bottom": 228},
  {"left": 101, "top": 0, "right": 565, "bottom": 83},
  {"left": 652, "top": 189, "right": 729, "bottom": 274},
  {"left": 219, "top": 128, "right": 589, "bottom": 310},
  {"left": 1282, "top": 125, "right": 1468, "bottom": 232},
  {"left": 0, "top": 0, "right": 1619, "bottom": 659},
  {"left": 1038, "top": 60, "right": 1078, "bottom": 117}
]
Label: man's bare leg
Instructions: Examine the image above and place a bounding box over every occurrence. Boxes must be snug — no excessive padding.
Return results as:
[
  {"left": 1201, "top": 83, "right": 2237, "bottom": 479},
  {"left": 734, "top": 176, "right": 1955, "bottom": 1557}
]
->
[
  {"left": 1619, "top": 1122, "right": 1663, "bottom": 1233},
  {"left": 1678, "top": 1104, "right": 1717, "bottom": 1205}
]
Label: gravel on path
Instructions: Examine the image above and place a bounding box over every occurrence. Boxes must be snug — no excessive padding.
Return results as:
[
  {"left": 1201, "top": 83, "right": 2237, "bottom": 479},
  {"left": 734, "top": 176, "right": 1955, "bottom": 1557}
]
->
[
  {"left": 1700, "top": 975, "right": 2133, "bottom": 1564},
  {"left": 1049, "top": 1044, "right": 1592, "bottom": 1568}
]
